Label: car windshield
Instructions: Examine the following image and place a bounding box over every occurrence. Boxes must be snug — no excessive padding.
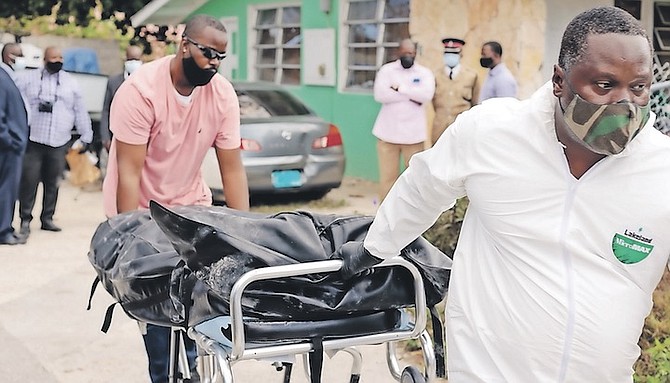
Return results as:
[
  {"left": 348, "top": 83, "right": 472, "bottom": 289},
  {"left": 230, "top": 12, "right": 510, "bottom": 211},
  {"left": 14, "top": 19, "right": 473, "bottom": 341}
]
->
[{"left": 236, "top": 89, "right": 312, "bottom": 118}]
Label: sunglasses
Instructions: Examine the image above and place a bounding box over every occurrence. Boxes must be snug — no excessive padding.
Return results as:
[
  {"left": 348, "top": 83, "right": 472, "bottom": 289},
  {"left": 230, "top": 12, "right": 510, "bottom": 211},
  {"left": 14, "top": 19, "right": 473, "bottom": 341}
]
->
[{"left": 184, "top": 36, "right": 227, "bottom": 61}]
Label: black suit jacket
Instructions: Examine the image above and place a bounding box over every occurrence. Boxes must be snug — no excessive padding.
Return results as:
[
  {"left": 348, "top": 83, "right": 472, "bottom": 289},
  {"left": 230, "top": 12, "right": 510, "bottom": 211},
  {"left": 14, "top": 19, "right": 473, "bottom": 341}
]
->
[
  {"left": 100, "top": 73, "right": 125, "bottom": 144},
  {"left": 0, "top": 68, "right": 28, "bottom": 153}
]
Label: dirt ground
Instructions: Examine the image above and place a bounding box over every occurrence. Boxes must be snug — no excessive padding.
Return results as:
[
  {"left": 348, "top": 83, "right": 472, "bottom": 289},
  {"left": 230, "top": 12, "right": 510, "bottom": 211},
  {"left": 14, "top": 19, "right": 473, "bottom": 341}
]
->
[{"left": 256, "top": 177, "right": 381, "bottom": 215}]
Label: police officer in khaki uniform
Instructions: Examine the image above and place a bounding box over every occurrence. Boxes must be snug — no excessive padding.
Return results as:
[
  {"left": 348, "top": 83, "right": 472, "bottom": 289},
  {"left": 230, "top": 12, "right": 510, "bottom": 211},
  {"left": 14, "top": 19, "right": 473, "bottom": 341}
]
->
[{"left": 431, "top": 38, "right": 480, "bottom": 146}]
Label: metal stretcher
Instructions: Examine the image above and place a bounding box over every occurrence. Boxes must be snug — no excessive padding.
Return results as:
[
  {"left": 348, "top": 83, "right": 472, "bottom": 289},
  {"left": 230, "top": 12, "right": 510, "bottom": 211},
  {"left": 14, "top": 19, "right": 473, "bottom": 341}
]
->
[{"left": 169, "top": 257, "right": 443, "bottom": 383}]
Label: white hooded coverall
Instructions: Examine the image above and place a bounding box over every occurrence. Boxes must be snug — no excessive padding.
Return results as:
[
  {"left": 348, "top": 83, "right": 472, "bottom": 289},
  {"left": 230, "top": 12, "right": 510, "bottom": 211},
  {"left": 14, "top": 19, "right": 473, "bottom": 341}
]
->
[{"left": 364, "top": 82, "right": 670, "bottom": 382}]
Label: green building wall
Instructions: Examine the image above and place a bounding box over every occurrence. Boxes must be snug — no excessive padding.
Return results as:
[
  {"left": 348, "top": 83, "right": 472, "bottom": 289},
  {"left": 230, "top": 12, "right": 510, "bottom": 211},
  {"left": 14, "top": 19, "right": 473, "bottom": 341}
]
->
[{"left": 193, "top": 0, "right": 382, "bottom": 181}]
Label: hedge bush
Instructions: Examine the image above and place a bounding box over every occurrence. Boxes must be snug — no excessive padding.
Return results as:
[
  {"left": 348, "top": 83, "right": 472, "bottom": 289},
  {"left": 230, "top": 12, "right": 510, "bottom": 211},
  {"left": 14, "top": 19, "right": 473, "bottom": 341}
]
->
[
  {"left": 636, "top": 270, "right": 670, "bottom": 381},
  {"left": 422, "top": 197, "right": 469, "bottom": 257}
]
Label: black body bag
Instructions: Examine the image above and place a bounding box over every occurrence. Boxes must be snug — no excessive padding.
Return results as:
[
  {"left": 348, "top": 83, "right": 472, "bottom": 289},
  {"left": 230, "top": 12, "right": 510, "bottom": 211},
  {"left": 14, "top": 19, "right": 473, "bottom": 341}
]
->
[{"left": 87, "top": 202, "right": 452, "bottom": 331}]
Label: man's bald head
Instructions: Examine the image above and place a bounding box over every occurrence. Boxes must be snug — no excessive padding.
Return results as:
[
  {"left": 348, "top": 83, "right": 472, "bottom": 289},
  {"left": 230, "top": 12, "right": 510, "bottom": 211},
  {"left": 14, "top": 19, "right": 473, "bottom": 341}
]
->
[
  {"left": 183, "top": 15, "right": 226, "bottom": 39},
  {"left": 43, "top": 46, "right": 63, "bottom": 73},
  {"left": 44, "top": 46, "right": 62, "bottom": 62},
  {"left": 397, "top": 38, "right": 416, "bottom": 59},
  {"left": 1, "top": 43, "right": 22, "bottom": 67},
  {"left": 125, "top": 45, "right": 143, "bottom": 61}
]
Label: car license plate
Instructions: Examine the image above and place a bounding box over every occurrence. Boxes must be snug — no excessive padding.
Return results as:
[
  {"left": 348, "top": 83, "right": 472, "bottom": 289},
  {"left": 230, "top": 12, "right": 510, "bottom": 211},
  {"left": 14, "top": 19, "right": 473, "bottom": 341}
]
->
[{"left": 271, "top": 170, "right": 303, "bottom": 188}]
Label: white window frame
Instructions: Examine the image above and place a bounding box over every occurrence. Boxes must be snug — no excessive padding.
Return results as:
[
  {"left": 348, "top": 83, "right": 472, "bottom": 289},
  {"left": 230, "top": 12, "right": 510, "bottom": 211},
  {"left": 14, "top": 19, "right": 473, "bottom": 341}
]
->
[
  {"left": 247, "top": 2, "right": 302, "bottom": 85},
  {"left": 338, "top": 0, "right": 411, "bottom": 92}
]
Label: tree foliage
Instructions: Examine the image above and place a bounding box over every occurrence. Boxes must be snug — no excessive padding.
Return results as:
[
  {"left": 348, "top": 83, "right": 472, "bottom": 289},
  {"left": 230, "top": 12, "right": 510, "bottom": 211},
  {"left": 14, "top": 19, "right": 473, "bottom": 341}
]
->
[
  {"left": 0, "top": 0, "right": 151, "bottom": 32},
  {"left": 0, "top": 0, "right": 181, "bottom": 58}
]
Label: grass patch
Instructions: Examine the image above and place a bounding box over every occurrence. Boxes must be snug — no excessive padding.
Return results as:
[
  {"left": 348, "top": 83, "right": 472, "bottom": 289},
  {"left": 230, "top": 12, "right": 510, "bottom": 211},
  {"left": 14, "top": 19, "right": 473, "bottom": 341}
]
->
[
  {"left": 635, "top": 270, "right": 670, "bottom": 382},
  {"left": 250, "top": 195, "right": 348, "bottom": 214}
]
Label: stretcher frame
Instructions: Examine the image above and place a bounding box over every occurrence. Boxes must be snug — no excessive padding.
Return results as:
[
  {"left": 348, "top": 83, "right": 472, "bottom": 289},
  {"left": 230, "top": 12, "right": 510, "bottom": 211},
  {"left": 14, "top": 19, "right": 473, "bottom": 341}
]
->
[{"left": 175, "top": 257, "right": 440, "bottom": 383}]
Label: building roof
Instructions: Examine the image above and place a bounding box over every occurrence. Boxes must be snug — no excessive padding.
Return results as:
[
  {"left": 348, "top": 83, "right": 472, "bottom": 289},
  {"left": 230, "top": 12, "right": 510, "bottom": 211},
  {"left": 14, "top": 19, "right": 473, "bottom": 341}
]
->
[{"left": 130, "top": 0, "right": 208, "bottom": 27}]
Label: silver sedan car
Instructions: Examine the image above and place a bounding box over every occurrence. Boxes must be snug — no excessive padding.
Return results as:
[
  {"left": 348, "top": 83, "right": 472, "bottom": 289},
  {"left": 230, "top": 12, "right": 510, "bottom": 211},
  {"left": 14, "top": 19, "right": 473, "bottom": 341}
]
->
[{"left": 202, "top": 82, "right": 345, "bottom": 200}]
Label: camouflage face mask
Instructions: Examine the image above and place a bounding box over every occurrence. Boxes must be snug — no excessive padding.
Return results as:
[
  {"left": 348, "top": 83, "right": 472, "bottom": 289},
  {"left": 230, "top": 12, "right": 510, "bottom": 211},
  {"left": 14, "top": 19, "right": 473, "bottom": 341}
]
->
[{"left": 561, "top": 93, "right": 650, "bottom": 155}]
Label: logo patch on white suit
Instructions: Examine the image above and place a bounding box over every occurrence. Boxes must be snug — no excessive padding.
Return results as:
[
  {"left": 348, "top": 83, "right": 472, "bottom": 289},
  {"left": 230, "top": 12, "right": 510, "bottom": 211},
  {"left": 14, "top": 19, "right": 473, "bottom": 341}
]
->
[{"left": 611, "top": 228, "right": 654, "bottom": 264}]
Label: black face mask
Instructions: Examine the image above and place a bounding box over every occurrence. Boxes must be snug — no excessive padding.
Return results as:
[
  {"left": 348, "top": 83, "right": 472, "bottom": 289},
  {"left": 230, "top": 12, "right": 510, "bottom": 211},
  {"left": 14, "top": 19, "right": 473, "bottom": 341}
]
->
[
  {"left": 400, "top": 55, "right": 414, "bottom": 69},
  {"left": 480, "top": 57, "right": 494, "bottom": 68},
  {"left": 46, "top": 61, "right": 63, "bottom": 73},
  {"left": 182, "top": 56, "right": 217, "bottom": 86}
]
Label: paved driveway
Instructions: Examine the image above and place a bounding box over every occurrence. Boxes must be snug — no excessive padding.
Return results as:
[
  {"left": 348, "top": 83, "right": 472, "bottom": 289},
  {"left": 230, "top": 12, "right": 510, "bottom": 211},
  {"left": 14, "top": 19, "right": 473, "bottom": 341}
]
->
[{"left": 0, "top": 180, "right": 431, "bottom": 382}]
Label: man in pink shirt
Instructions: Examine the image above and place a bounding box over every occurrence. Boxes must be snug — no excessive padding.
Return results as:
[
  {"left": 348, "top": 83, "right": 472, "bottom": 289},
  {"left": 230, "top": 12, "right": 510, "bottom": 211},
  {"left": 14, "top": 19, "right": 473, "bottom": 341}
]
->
[
  {"left": 102, "top": 15, "right": 249, "bottom": 382},
  {"left": 372, "top": 39, "right": 435, "bottom": 200}
]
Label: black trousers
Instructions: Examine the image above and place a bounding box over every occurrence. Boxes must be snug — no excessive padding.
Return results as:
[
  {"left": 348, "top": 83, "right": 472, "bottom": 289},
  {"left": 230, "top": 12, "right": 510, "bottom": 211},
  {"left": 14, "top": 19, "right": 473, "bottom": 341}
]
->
[
  {"left": 19, "top": 141, "right": 68, "bottom": 224},
  {"left": 143, "top": 324, "right": 199, "bottom": 382}
]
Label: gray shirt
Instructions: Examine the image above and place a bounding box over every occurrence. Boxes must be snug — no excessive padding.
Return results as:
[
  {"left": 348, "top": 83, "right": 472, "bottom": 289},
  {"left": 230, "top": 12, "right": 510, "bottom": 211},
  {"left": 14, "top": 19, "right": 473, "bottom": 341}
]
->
[{"left": 478, "top": 62, "right": 517, "bottom": 103}]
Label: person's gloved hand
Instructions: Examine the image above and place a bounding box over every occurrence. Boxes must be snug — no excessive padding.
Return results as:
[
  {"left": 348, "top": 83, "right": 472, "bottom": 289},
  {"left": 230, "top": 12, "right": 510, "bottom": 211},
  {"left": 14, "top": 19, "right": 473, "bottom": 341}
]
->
[{"left": 331, "top": 241, "right": 383, "bottom": 280}]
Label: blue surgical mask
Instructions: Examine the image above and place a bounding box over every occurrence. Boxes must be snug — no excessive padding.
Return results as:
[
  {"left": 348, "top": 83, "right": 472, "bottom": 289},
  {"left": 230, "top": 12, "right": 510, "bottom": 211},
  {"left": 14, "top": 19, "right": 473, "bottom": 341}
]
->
[
  {"left": 443, "top": 53, "right": 460, "bottom": 68},
  {"left": 124, "top": 59, "right": 142, "bottom": 77}
]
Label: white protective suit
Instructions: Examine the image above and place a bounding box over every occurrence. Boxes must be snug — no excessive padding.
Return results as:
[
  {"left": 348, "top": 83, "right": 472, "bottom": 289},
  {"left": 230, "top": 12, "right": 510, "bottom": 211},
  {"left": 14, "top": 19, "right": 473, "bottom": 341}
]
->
[{"left": 364, "top": 82, "right": 670, "bottom": 382}]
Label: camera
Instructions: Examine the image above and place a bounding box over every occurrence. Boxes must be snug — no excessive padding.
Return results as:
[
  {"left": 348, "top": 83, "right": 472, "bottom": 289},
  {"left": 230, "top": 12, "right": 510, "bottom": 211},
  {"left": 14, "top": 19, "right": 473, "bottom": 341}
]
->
[{"left": 38, "top": 101, "right": 53, "bottom": 113}]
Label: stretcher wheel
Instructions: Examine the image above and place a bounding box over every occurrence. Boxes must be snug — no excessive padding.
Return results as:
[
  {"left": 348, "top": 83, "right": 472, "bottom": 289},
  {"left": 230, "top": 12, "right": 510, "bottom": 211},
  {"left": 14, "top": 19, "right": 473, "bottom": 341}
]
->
[{"left": 400, "top": 366, "right": 425, "bottom": 383}]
